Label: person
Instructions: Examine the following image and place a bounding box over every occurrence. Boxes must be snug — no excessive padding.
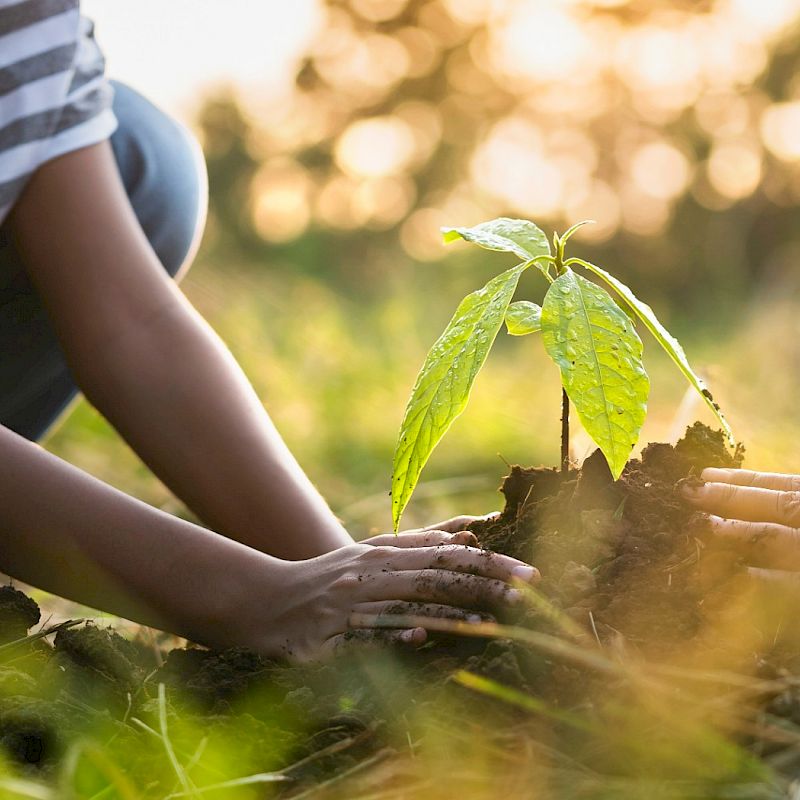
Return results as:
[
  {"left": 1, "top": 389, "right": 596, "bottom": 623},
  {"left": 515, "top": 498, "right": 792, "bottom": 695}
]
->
[
  {"left": 684, "top": 469, "right": 800, "bottom": 587},
  {"left": 0, "top": 1, "right": 538, "bottom": 663}
]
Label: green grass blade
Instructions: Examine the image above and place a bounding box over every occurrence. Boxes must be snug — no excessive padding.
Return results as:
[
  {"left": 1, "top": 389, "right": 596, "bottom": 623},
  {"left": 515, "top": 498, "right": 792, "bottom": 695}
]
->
[
  {"left": 158, "top": 683, "right": 198, "bottom": 799},
  {"left": 505, "top": 300, "right": 542, "bottom": 335},
  {"left": 0, "top": 779, "right": 55, "bottom": 800},
  {"left": 569, "top": 257, "right": 734, "bottom": 445},
  {"left": 541, "top": 269, "right": 649, "bottom": 480},
  {"left": 392, "top": 263, "right": 528, "bottom": 530},
  {"left": 165, "top": 773, "right": 289, "bottom": 798},
  {"left": 452, "top": 670, "right": 597, "bottom": 732}
]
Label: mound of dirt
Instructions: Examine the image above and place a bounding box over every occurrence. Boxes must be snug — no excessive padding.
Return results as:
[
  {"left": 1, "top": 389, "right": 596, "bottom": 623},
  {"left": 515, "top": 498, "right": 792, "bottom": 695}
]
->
[{"left": 470, "top": 423, "right": 745, "bottom": 656}]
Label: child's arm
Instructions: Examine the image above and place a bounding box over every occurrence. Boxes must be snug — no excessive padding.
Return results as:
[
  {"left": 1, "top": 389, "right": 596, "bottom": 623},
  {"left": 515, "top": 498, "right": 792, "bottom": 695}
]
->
[
  {"left": 10, "top": 140, "right": 350, "bottom": 560},
  {"left": 5, "top": 141, "right": 541, "bottom": 657},
  {"left": 0, "top": 423, "right": 532, "bottom": 661}
]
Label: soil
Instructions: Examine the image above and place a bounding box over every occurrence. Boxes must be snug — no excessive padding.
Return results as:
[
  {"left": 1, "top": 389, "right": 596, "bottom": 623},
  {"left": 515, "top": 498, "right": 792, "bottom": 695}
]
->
[
  {"left": 1, "top": 423, "right": 798, "bottom": 798},
  {"left": 474, "top": 422, "right": 746, "bottom": 660}
]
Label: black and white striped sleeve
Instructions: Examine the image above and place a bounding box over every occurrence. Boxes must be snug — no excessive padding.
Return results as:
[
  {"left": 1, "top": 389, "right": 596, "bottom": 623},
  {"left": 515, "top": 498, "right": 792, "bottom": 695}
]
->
[
  {"left": 0, "top": 0, "right": 117, "bottom": 223},
  {"left": 41, "top": 13, "right": 116, "bottom": 163}
]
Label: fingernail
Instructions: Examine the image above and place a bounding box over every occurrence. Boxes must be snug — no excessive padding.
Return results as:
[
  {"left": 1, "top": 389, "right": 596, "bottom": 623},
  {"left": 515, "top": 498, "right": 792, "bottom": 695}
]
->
[
  {"left": 686, "top": 512, "right": 710, "bottom": 535},
  {"left": 506, "top": 589, "right": 522, "bottom": 606},
  {"left": 401, "top": 627, "right": 425, "bottom": 644},
  {"left": 678, "top": 478, "right": 706, "bottom": 498},
  {"left": 467, "top": 614, "right": 483, "bottom": 624},
  {"left": 511, "top": 565, "right": 536, "bottom": 583}
]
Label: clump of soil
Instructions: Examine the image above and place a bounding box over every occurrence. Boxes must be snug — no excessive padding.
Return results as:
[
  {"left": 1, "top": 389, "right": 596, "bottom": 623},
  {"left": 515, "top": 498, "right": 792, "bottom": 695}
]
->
[
  {"left": 158, "top": 646, "right": 272, "bottom": 710},
  {"left": 470, "top": 422, "right": 744, "bottom": 657},
  {"left": 0, "top": 586, "right": 40, "bottom": 643}
]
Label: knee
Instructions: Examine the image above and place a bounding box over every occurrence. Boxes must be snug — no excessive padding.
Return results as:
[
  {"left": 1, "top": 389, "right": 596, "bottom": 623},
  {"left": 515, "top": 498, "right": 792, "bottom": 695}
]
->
[
  {"left": 167, "top": 130, "right": 208, "bottom": 283},
  {"left": 109, "top": 82, "right": 208, "bottom": 281}
]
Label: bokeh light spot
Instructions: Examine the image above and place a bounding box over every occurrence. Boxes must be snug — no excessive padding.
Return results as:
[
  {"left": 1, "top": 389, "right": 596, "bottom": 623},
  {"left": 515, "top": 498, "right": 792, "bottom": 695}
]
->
[
  {"left": 250, "top": 158, "right": 311, "bottom": 243},
  {"left": 630, "top": 140, "right": 693, "bottom": 201},
  {"left": 335, "top": 116, "right": 418, "bottom": 178},
  {"left": 761, "top": 102, "right": 800, "bottom": 162},
  {"left": 707, "top": 141, "right": 763, "bottom": 200}
]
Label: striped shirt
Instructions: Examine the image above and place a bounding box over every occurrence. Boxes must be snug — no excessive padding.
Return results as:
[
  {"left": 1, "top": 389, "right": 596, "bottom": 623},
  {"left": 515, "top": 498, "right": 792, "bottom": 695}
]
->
[{"left": 0, "top": 0, "right": 116, "bottom": 224}]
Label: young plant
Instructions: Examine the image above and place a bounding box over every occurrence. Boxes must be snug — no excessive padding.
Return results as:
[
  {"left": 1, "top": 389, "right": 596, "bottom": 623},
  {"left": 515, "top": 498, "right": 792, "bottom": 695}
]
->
[{"left": 391, "top": 217, "right": 733, "bottom": 531}]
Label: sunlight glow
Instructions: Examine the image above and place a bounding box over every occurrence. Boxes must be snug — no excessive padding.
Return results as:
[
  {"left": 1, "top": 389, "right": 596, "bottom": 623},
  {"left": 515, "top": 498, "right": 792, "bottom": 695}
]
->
[
  {"left": 761, "top": 102, "right": 800, "bottom": 162},
  {"left": 85, "top": 0, "right": 800, "bottom": 243},
  {"left": 620, "top": 182, "right": 671, "bottom": 237},
  {"left": 726, "top": 0, "right": 800, "bottom": 36},
  {"left": 630, "top": 141, "right": 692, "bottom": 201},
  {"left": 250, "top": 160, "right": 311, "bottom": 243},
  {"left": 82, "top": 0, "right": 321, "bottom": 120},
  {"left": 489, "top": 6, "right": 593, "bottom": 82},
  {"left": 335, "top": 117, "right": 418, "bottom": 179},
  {"left": 316, "top": 30, "right": 410, "bottom": 94},
  {"left": 707, "top": 142, "right": 763, "bottom": 200},
  {"left": 350, "top": 0, "right": 408, "bottom": 23},
  {"left": 471, "top": 116, "right": 564, "bottom": 217},
  {"left": 564, "top": 180, "right": 621, "bottom": 243}
]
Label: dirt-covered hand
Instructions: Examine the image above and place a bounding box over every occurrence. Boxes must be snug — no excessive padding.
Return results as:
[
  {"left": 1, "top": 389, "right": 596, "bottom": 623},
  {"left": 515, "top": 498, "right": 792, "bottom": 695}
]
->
[
  {"left": 248, "top": 536, "right": 536, "bottom": 664},
  {"left": 683, "top": 468, "right": 800, "bottom": 583}
]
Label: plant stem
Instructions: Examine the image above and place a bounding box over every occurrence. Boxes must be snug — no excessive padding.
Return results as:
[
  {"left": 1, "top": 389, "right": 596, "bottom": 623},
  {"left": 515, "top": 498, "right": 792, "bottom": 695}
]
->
[{"left": 560, "top": 388, "right": 570, "bottom": 473}]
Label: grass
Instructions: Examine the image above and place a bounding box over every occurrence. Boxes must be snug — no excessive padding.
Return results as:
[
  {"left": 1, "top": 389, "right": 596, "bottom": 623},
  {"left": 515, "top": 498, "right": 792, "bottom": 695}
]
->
[{"left": 0, "top": 583, "right": 798, "bottom": 798}]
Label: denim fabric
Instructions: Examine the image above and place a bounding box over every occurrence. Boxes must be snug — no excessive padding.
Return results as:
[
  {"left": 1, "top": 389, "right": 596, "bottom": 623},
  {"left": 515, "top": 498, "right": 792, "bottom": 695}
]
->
[{"left": 0, "top": 81, "right": 207, "bottom": 440}]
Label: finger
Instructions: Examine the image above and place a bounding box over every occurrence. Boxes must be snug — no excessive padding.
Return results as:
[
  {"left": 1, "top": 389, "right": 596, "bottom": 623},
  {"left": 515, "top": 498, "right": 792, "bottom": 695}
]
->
[
  {"left": 320, "top": 627, "right": 427, "bottom": 659},
  {"left": 683, "top": 483, "right": 800, "bottom": 527},
  {"left": 350, "top": 601, "right": 494, "bottom": 626},
  {"left": 359, "top": 569, "right": 521, "bottom": 609},
  {"left": 364, "top": 530, "right": 478, "bottom": 548},
  {"left": 747, "top": 567, "right": 800, "bottom": 600},
  {"left": 744, "top": 569, "right": 800, "bottom": 630},
  {"left": 706, "top": 515, "right": 800, "bottom": 570},
  {"left": 373, "top": 543, "right": 539, "bottom": 584},
  {"left": 450, "top": 530, "right": 480, "bottom": 546},
  {"left": 748, "top": 567, "right": 800, "bottom": 586},
  {"left": 701, "top": 469, "right": 800, "bottom": 493},
  {"left": 423, "top": 513, "right": 500, "bottom": 533}
]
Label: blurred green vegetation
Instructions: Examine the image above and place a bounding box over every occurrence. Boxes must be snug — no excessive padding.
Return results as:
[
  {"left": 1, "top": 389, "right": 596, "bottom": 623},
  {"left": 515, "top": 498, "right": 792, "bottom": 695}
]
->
[{"left": 47, "top": 0, "right": 800, "bottom": 540}]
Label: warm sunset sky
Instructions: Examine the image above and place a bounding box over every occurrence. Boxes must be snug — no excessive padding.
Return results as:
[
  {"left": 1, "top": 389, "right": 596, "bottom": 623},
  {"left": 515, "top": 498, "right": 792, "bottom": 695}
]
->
[{"left": 81, "top": 0, "right": 322, "bottom": 121}]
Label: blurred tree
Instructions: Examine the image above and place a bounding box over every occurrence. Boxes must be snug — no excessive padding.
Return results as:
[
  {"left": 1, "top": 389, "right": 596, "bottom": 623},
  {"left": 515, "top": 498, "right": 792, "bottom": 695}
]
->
[{"left": 197, "top": 0, "right": 800, "bottom": 324}]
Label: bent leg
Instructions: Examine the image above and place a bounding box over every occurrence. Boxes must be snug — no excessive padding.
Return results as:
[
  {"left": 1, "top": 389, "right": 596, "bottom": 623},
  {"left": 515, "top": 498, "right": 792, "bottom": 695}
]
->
[
  {"left": 108, "top": 82, "right": 208, "bottom": 281},
  {"left": 0, "top": 83, "right": 208, "bottom": 441}
]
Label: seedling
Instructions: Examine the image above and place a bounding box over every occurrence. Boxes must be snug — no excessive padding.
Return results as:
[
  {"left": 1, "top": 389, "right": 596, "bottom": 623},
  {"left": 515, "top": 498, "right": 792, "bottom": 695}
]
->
[{"left": 391, "top": 217, "right": 733, "bottom": 531}]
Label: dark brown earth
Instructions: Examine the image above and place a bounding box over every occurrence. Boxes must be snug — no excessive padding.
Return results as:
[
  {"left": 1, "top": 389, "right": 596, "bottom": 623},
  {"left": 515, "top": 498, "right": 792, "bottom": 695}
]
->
[{"left": 471, "top": 422, "right": 745, "bottom": 659}]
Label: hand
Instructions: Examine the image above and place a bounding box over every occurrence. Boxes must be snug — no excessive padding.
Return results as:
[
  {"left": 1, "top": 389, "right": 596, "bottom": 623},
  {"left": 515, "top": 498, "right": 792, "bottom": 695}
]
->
[
  {"left": 240, "top": 517, "right": 535, "bottom": 663},
  {"left": 683, "top": 468, "right": 800, "bottom": 585}
]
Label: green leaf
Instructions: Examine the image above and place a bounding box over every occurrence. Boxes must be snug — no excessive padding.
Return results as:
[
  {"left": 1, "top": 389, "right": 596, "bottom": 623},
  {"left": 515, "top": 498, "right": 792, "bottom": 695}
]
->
[
  {"left": 569, "top": 257, "right": 734, "bottom": 445},
  {"left": 505, "top": 301, "right": 542, "bottom": 335},
  {"left": 392, "top": 263, "right": 528, "bottom": 530},
  {"left": 541, "top": 269, "right": 650, "bottom": 480},
  {"left": 442, "top": 218, "right": 551, "bottom": 269}
]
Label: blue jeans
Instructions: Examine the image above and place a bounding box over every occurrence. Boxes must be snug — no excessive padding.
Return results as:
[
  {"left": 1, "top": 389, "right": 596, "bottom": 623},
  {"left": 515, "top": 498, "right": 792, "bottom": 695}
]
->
[{"left": 0, "top": 82, "right": 208, "bottom": 441}]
